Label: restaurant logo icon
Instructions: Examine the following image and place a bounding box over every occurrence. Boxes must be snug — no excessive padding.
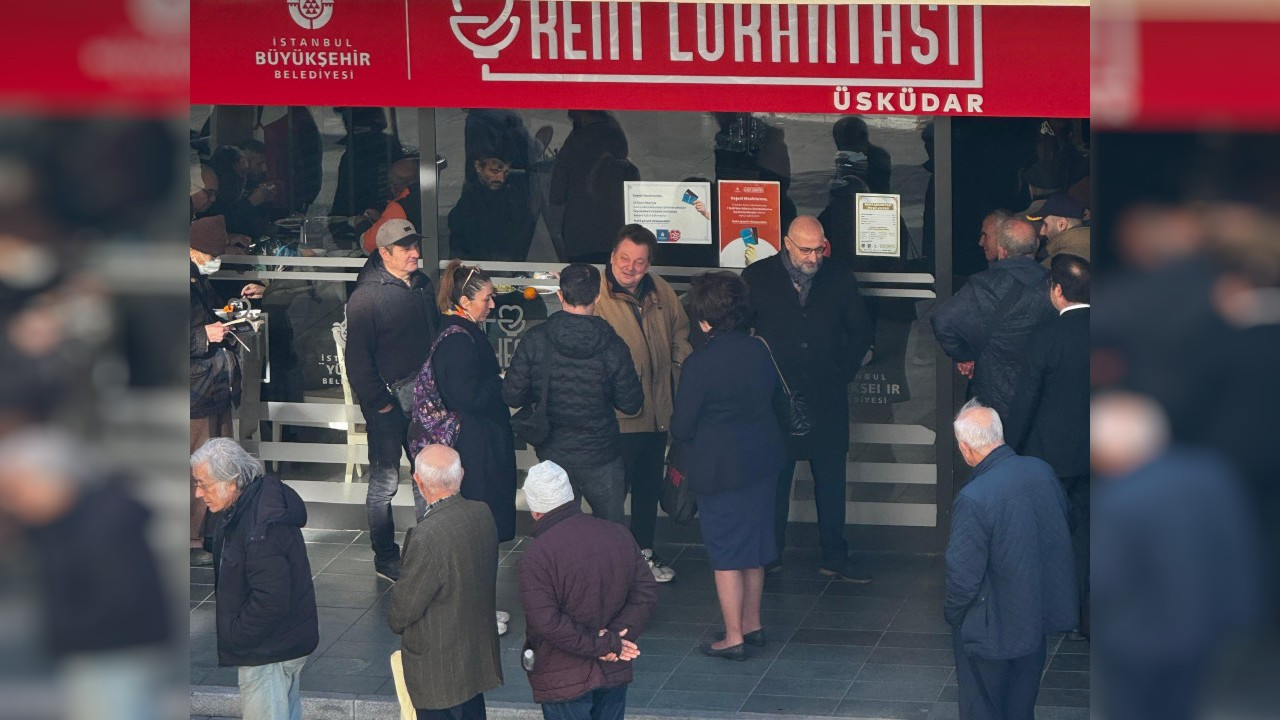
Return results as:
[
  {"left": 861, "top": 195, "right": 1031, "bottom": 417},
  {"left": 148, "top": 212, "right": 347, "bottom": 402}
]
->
[
  {"left": 450, "top": 0, "right": 520, "bottom": 60},
  {"left": 288, "top": 0, "right": 333, "bottom": 30}
]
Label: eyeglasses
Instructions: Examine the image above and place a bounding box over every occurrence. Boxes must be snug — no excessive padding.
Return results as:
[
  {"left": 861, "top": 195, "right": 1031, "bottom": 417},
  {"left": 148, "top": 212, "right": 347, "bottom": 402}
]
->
[
  {"left": 786, "top": 236, "right": 824, "bottom": 257},
  {"left": 192, "top": 479, "right": 216, "bottom": 493}
]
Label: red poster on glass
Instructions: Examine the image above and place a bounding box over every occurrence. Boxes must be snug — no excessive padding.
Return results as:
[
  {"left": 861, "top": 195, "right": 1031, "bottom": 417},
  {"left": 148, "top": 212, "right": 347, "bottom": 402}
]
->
[{"left": 718, "top": 180, "right": 781, "bottom": 269}]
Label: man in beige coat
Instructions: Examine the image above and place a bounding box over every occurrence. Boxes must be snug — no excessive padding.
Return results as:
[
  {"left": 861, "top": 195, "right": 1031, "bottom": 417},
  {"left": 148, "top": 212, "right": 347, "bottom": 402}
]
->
[
  {"left": 388, "top": 445, "right": 501, "bottom": 719},
  {"left": 595, "top": 224, "right": 693, "bottom": 582}
]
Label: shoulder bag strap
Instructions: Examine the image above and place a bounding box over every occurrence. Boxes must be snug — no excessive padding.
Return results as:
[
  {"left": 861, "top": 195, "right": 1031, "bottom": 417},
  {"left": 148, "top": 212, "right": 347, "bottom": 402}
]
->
[{"left": 753, "top": 335, "right": 794, "bottom": 397}]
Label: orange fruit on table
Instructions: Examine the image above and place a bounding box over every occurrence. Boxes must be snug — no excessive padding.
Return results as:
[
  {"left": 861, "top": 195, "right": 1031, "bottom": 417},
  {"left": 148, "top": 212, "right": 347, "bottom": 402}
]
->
[{"left": 523, "top": 286, "right": 538, "bottom": 301}]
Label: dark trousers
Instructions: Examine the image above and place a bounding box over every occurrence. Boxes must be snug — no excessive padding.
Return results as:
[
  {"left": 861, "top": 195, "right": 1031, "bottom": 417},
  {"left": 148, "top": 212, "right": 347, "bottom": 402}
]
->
[
  {"left": 365, "top": 404, "right": 425, "bottom": 563},
  {"left": 619, "top": 431, "right": 667, "bottom": 551},
  {"left": 540, "top": 685, "right": 627, "bottom": 720},
  {"left": 776, "top": 450, "right": 849, "bottom": 563},
  {"left": 562, "top": 457, "right": 626, "bottom": 526},
  {"left": 417, "top": 693, "right": 486, "bottom": 720},
  {"left": 1061, "top": 474, "right": 1091, "bottom": 633},
  {"left": 953, "top": 632, "right": 1045, "bottom": 720}
]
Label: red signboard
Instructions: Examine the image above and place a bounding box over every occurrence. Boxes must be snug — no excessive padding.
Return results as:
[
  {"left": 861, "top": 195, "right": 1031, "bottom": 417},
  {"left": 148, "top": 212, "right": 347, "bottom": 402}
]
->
[
  {"left": 0, "top": 0, "right": 188, "bottom": 114},
  {"left": 191, "top": 1, "right": 1088, "bottom": 117},
  {"left": 1094, "top": 18, "right": 1280, "bottom": 129}
]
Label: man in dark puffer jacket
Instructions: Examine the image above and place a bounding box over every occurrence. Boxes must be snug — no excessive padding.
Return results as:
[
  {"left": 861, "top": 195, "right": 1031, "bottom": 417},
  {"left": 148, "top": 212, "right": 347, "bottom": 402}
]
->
[
  {"left": 930, "top": 216, "right": 1056, "bottom": 420},
  {"left": 193, "top": 438, "right": 318, "bottom": 720},
  {"left": 503, "top": 263, "right": 643, "bottom": 524}
]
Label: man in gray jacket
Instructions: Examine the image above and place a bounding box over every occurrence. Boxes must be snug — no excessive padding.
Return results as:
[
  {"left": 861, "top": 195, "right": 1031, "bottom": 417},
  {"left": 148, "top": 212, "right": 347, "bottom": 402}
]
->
[{"left": 388, "top": 444, "right": 502, "bottom": 720}]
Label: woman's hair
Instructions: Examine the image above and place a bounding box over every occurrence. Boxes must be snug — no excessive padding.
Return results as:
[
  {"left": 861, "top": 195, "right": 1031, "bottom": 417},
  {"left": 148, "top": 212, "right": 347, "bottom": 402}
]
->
[
  {"left": 687, "top": 271, "right": 750, "bottom": 334},
  {"left": 437, "top": 258, "right": 492, "bottom": 312}
]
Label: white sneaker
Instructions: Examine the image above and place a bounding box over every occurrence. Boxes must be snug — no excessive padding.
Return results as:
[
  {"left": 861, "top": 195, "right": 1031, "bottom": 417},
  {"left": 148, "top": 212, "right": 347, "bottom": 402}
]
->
[
  {"left": 496, "top": 610, "right": 510, "bottom": 623},
  {"left": 497, "top": 621, "right": 508, "bottom": 636},
  {"left": 641, "top": 549, "right": 676, "bottom": 583}
]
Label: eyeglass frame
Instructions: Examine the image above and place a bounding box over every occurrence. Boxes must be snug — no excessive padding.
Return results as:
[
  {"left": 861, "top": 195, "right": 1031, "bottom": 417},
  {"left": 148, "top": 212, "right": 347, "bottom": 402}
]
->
[{"left": 784, "top": 235, "right": 825, "bottom": 257}]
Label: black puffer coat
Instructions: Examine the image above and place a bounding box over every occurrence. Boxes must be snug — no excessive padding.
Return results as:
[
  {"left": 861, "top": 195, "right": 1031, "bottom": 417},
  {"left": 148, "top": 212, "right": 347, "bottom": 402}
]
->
[
  {"left": 502, "top": 312, "right": 643, "bottom": 469},
  {"left": 212, "top": 475, "right": 318, "bottom": 668},
  {"left": 930, "top": 256, "right": 1055, "bottom": 420}
]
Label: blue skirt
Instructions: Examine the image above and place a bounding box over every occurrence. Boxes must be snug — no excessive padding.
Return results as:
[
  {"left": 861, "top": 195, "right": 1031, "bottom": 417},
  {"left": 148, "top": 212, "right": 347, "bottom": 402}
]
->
[{"left": 698, "top": 479, "right": 778, "bottom": 571}]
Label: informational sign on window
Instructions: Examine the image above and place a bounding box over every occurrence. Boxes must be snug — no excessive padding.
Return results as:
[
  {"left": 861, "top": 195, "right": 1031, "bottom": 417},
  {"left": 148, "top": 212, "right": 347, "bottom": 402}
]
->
[
  {"left": 855, "top": 193, "right": 902, "bottom": 257},
  {"left": 717, "top": 180, "right": 781, "bottom": 268},
  {"left": 623, "top": 181, "right": 713, "bottom": 245}
]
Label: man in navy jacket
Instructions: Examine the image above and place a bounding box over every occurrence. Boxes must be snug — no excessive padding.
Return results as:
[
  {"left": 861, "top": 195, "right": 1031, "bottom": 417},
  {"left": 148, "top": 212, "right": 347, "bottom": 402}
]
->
[{"left": 945, "top": 399, "right": 1076, "bottom": 720}]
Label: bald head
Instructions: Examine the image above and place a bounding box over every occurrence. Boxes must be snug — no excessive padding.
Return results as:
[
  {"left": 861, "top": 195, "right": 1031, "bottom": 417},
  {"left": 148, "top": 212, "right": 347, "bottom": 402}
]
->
[
  {"left": 997, "top": 217, "right": 1039, "bottom": 259},
  {"left": 953, "top": 399, "right": 1005, "bottom": 466},
  {"left": 413, "top": 444, "right": 463, "bottom": 500},
  {"left": 785, "top": 215, "right": 826, "bottom": 275}
]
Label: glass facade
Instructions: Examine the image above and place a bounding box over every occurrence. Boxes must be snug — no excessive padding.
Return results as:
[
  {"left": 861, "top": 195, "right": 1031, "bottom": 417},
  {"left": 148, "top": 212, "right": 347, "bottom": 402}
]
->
[{"left": 192, "top": 104, "right": 1085, "bottom": 549}]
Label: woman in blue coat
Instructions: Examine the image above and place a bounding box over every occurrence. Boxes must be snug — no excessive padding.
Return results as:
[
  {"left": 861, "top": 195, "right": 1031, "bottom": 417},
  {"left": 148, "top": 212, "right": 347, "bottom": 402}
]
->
[{"left": 672, "top": 271, "right": 786, "bottom": 660}]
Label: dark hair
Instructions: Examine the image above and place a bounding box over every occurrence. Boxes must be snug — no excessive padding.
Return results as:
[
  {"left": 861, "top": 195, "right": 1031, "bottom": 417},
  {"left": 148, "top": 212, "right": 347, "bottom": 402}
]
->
[
  {"left": 832, "top": 116, "right": 870, "bottom": 151},
  {"left": 1050, "top": 253, "right": 1090, "bottom": 303},
  {"left": 237, "top": 138, "right": 267, "bottom": 155},
  {"left": 687, "top": 271, "right": 750, "bottom": 334},
  {"left": 437, "top": 258, "right": 492, "bottom": 312},
  {"left": 559, "top": 263, "right": 600, "bottom": 307},
  {"left": 613, "top": 223, "right": 658, "bottom": 256}
]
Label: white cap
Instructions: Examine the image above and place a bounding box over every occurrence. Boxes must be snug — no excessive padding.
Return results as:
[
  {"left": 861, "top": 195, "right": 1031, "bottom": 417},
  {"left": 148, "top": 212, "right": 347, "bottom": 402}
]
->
[{"left": 523, "top": 460, "right": 574, "bottom": 513}]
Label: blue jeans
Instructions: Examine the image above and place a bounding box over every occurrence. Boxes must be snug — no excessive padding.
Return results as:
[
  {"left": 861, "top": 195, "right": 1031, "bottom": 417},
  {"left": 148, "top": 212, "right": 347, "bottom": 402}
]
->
[
  {"left": 541, "top": 685, "right": 627, "bottom": 720},
  {"left": 238, "top": 656, "right": 306, "bottom": 720},
  {"left": 776, "top": 450, "right": 849, "bottom": 563},
  {"left": 365, "top": 404, "right": 426, "bottom": 563}
]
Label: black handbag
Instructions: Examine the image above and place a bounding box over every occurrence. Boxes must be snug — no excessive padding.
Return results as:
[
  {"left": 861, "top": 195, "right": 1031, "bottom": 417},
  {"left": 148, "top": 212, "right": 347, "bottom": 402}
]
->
[
  {"left": 660, "top": 442, "right": 697, "bottom": 525},
  {"left": 755, "top": 336, "right": 812, "bottom": 437},
  {"left": 510, "top": 363, "right": 551, "bottom": 447}
]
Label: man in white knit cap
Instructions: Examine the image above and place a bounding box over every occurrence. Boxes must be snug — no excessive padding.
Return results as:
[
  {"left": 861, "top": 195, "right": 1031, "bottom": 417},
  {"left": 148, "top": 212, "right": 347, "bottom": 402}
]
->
[{"left": 518, "top": 460, "right": 659, "bottom": 719}]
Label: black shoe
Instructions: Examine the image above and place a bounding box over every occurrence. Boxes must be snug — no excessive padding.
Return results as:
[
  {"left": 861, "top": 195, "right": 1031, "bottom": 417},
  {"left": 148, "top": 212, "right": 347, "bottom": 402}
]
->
[
  {"left": 700, "top": 640, "right": 747, "bottom": 661},
  {"left": 713, "top": 628, "right": 766, "bottom": 647},
  {"left": 818, "top": 558, "right": 871, "bottom": 584},
  {"left": 375, "top": 558, "right": 402, "bottom": 582},
  {"left": 190, "top": 548, "right": 213, "bottom": 567}
]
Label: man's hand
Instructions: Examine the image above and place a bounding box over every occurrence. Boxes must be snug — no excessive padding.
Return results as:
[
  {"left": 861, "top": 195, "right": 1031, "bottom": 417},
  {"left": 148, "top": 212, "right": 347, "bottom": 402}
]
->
[
  {"left": 956, "top": 361, "right": 975, "bottom": 379},
  {"left": 597, "top": 628, "right": 639, "bottom": 662},
  {"left": 248, "top": 183, "right": 276, "bottom": 206},
  {"left": 378, "top": 403, "right": 395, "bottom": 414},
  {"left": 205, "top": 323, "right": 227, "bottom": 344},
  {"left": 241, "top": 283, "right": 267, "bottom": 299}
]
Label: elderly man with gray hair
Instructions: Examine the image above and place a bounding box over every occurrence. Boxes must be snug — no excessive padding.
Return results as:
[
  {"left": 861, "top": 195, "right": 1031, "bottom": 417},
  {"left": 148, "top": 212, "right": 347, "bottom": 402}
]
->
[
  {"left": 191, "top": 438, "right": 317, "bottom": 720},
  {"left": 389, "top": 444, "right": 502, "bottom": 720},
  {"left": 930, "top": 216, "right": 1056, "bottom": 420},
  {"left": 945, "top": 399, "right": 1076, "bottom": 720}
]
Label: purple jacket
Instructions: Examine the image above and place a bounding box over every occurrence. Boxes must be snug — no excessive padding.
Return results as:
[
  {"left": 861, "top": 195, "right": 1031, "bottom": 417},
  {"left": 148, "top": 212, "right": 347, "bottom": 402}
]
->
[{"left": 518, "top": 504, "right": 658, "bottom": 703}]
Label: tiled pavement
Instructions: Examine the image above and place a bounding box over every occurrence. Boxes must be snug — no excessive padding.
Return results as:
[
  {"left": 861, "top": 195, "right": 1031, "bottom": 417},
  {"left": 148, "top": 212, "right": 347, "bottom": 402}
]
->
[{"left": 191, "top": 529, "right": 1090, "bottom": 718}]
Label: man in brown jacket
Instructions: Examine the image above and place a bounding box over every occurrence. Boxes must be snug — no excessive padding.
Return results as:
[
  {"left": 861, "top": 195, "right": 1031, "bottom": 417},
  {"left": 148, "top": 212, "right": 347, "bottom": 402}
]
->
[
  {"left": 594, "top": 224, "right": 693, "bottom": 582},
  {"left": 519, "top": 461, "right": 659, "bottom": 720},
  {"left": 388, "top": 445, "right": 502, "bottom": 720}
]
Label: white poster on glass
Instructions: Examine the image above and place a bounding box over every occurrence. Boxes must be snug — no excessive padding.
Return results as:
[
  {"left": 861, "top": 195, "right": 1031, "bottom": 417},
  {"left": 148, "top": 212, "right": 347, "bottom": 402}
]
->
[
  {"left": 623, "top": 181, "right": 713, "bottom": 245},
  {"left": 855, "top": 193, "right": 901, "bottom": 257}
]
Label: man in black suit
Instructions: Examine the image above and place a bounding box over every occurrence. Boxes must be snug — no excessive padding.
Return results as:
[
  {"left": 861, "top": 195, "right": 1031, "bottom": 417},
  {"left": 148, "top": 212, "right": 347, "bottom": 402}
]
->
[
  {"left": 1004, "top": 253, "right": 1090, "bottom": 638},
  {"left": 742, "top": 215, "right": 875, "bottom": 582}
]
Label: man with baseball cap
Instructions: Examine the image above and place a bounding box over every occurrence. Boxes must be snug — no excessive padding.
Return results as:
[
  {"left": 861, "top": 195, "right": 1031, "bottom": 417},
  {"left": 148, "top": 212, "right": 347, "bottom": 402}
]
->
[
  {"left": 1025, "top": 194, "right": 1090, "bottom": 266},
  {"left": 519, "top": 460, "right": 658, "bottom": 720},
  {"left": 344, "top": 219, "right": 440, "bottom": 581}
]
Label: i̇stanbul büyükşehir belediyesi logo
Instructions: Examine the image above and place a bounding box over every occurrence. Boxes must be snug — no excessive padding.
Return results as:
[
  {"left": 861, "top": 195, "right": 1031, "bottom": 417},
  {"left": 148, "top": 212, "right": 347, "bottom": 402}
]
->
[
  {"left": 450, "top": 0, "right": 520, "bottom": 59},
  {"left": 289, "top": 0, "right": 334, "bottom": 30}
]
